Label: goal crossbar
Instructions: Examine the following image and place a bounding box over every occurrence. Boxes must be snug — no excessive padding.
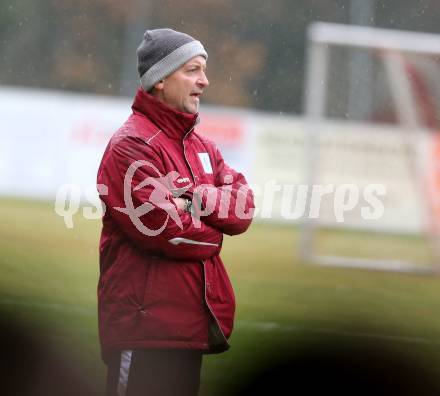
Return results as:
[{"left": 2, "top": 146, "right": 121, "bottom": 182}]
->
[{"left": 309, "top": 22, "right": 440, "bottom": 55}]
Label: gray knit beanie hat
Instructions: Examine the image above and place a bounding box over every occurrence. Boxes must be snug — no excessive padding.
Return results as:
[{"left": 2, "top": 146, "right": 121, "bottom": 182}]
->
[{"left": 137, "top": 28, "right": 208, "bottom": 92}]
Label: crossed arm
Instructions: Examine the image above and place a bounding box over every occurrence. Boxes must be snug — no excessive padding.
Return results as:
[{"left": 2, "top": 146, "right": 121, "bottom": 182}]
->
[
  {"left": 98, "top": 136, "right": 254, "bottom": 261},
  {"left": 98, "top": 136, "right": 223, "bottom": 261},
  {"left": 188, "top": 147, "right": 255, "bottom": 236}
]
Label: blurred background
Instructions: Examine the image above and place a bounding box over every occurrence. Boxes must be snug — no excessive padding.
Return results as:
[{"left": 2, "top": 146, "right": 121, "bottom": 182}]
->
[
  {"left": 2, "top": 0, "right": 440, "bottom": 395},
  {"left": 0, "top": 0, "right": 439, "bottom": 111}
]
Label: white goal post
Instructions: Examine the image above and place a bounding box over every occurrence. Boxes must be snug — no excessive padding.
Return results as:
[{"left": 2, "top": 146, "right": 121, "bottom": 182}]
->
[{"left": 299, "top": 22, "right": 440, "bottom": 275}]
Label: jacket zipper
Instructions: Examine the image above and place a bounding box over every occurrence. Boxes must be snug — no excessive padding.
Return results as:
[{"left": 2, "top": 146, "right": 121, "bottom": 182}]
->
[
  {"left": 182, "top": 119, "right": 228, "bottom": 347},
  {"left": 182, "top": 119, "right": 198, "bottom": 182}
]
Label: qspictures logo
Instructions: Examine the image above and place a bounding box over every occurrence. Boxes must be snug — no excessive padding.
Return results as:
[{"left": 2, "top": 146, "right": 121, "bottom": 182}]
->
[{"left": 54, "top": 159, "right": 386, "bottom": 234}]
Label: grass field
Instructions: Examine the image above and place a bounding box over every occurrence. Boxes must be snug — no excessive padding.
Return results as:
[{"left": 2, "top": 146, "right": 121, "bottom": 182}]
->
[{"left": 2, "top": 197, "right": 440, "bottom": 394}]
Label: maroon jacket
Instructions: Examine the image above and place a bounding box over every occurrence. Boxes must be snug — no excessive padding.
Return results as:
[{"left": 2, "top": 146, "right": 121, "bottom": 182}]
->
[{"left": 97, "top": 88, "right": 254, "bottom": 361}]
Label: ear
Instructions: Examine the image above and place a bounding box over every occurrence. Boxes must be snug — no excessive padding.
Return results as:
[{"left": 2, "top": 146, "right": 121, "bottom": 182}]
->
[{"left": 153, "top": 80, "right": 165, "bottom": 91}]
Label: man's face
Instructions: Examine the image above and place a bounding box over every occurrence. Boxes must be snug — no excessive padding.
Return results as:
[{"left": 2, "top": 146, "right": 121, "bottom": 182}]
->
[{"left": 158, "top": 55, "right": 209, "bottom": 114}]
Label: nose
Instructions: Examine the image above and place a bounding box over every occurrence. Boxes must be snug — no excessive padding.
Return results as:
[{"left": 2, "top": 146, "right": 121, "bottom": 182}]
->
[{"left": 198, "top": 71, "right": 209, "bottom": 88}]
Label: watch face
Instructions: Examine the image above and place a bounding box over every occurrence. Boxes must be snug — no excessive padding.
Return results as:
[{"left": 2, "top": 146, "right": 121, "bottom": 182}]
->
[{"left": 185, "top": 199, "right": 193, "bottom": 213}]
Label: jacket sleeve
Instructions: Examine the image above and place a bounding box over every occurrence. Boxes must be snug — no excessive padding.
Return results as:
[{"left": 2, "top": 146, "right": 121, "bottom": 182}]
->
[
  {"left": 192, "top": 146, "right": 255, "bottom": 236},
  {"left": 98, "top": 136, "right": 223, "bottom": 261}
]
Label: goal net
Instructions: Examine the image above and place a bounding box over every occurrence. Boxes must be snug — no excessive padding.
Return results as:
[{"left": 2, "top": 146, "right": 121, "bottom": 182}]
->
[{"left": 299, "top": 22, "right": 440, "bottom": 274}]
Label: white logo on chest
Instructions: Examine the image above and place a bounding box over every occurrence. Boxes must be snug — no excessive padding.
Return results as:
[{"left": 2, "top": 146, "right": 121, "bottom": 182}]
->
[{"left": 198, "top": 152, "right": 213, "bottom": 174}]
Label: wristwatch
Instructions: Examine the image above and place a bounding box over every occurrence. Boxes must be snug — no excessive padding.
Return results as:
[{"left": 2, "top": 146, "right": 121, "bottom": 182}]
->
[{"left": 183, "top": 198, "right": 193, "bottom": 214}]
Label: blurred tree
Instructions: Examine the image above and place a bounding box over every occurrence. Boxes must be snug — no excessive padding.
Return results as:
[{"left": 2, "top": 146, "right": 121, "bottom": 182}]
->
[
  {"left": 152, "top": 0, "right": 267, "bottom": 107},
  {"left": 1, "top": 0, "right": 439, "bottom": 113}
]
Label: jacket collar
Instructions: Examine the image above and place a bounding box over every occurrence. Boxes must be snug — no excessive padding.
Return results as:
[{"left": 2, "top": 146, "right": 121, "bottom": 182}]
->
[{"left": 132, "top": 87, "right": 199, "bottom": 139}]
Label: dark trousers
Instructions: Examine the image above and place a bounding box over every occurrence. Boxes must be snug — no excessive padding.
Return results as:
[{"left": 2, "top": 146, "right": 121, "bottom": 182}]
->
[{"left": 105, "top": 349, "right": 203, "bottom": 396}]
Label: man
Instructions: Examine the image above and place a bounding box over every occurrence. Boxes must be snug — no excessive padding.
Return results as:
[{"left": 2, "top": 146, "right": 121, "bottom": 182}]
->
[{"left": 97, "top": 28, "right": 254, "bottom": 396}]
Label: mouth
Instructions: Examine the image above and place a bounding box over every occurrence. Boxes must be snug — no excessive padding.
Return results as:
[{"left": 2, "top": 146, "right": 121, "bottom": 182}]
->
[{"left": 190, "top": 92, "right": 202, "bottom": 100}]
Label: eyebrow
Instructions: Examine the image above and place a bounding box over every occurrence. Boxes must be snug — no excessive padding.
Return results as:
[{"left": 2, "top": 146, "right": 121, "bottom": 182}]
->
[{"left": 185, "top": 62, "right": 207, "bottom": 70}]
